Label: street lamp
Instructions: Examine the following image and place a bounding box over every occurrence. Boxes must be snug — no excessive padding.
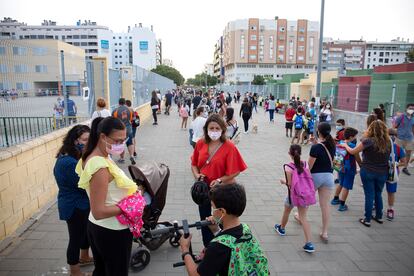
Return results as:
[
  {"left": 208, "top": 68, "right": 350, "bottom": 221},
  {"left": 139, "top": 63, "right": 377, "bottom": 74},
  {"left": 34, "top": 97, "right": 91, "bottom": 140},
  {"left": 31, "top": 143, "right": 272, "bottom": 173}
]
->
[{"left": 315, "top": 0, "right": 325, "bottom": 99}]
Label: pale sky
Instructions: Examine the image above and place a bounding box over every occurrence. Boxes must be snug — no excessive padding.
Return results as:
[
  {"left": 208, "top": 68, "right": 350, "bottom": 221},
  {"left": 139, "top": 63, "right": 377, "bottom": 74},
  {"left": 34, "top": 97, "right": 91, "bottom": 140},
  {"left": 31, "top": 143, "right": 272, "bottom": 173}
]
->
[{"left": 1, "top": 0, "right": 413, "bottom": 79}]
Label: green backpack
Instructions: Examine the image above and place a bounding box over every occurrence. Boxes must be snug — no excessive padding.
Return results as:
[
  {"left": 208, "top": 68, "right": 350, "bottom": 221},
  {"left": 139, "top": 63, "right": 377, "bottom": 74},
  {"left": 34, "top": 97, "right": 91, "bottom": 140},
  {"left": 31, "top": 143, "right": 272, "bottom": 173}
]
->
[{"left": 212, "top": 224, "right": 270, "bottom": 276}]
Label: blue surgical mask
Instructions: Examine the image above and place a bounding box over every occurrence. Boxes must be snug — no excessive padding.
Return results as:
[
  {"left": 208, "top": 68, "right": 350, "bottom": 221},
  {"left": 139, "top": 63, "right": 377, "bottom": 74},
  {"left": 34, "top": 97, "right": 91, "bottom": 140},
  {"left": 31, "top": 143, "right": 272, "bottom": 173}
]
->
[
  {"left": 75, "top": 143, "right": 85, "bottom": 151},
  {"left": 336, "top": 126, "right": 344, "bottom": 131},
  {"left": 212, "top": 208, "right": 224, "bottom": 225}
]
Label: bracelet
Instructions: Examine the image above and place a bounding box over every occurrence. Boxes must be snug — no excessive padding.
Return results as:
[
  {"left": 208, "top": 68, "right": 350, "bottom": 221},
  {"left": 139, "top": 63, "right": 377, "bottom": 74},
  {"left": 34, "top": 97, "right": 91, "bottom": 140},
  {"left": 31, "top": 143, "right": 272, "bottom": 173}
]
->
[{"left": 181, "top": 251, "right": 192, "bottom": 260}]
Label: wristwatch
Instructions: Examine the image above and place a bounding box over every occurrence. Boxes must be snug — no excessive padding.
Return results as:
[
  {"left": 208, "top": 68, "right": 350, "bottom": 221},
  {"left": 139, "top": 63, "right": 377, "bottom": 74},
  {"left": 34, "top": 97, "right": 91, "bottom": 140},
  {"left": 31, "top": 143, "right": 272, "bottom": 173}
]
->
[
  {"left": 181, "top": 251, "right": 192, "bottom": 260},
  {"left": 217, "top": 179, "right": 223, "bottom": 184}
]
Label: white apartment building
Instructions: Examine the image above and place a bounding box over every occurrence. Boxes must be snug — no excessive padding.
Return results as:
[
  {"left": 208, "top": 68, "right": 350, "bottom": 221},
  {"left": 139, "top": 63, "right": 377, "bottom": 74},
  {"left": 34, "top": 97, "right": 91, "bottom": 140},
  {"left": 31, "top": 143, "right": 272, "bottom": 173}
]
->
[
  {"left": 221, "top": 18, "right": 319, "bottom": 84},
  {"left": 364, "top": 39, "right": 414, "bottom": 69},
  {"left": 322, "top": 39, "right": 365, "bottom": 74},
  {"left": 111, "top": 24, "right": 157, "bottom": 70},
  {"left": 0, "top": 18, "right": 113, "bottom": 65}
]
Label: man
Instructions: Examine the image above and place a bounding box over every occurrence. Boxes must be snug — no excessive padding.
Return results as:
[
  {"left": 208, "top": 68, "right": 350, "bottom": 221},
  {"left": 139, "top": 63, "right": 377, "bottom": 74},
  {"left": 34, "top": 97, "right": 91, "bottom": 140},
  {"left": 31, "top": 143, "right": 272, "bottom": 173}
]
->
[
  {"left": 112, "top": 98, "right": 136, "bottom": 165},
  {"left": 192, "top": 91, "right": 202, "bottom": 112},
  {"left": 164, "top": 90, "right": 173, "bottom": 115},
  {"left": 60, "top": 95, "right": 77, "bottom": 124},
  {"left": 393, "top": 103, "right": 414, "bottom": 175},
  {"left": 179, "top": 184, "right": 269, "bottom": 276}
]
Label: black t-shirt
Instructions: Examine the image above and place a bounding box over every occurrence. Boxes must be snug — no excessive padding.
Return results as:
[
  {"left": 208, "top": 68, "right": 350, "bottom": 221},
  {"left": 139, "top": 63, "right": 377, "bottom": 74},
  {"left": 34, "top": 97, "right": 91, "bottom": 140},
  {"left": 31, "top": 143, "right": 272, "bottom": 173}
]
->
[
  {"left": 192, "top": 96, "right": 202, "bottom": 109},
  {"left": 309, "top": 142, "right": 335, "bottom": 173},
  {"left": 197, "top": 224, "right": 243, "bottom": 276},
  {"left": 361, "top": 138, "right": 390, "bottom": 174}
]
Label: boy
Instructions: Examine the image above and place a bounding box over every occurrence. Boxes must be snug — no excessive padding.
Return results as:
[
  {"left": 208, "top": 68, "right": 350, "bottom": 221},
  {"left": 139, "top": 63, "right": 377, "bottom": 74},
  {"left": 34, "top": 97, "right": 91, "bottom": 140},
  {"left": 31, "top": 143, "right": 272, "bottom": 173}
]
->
[
  {"left": 285, "top": 104, "right": 296, "bottom": 138},
  {"left": 335, "top": 119, "right": 346, "bottom": 142},
  {"left": 386, "top": 128, "right": 406, "bottom": 220},
  {"left": 302, "top": 112, "right": 315, "bottom": 145},
  {"left": 179, "top": 184, "right": 269, "bottom": 276},
  {"left": 331, "top": 127, "right": 360, "bottom": 211},
  {"left": 291, "top": 106, "right": 306, "bottom": 144}
]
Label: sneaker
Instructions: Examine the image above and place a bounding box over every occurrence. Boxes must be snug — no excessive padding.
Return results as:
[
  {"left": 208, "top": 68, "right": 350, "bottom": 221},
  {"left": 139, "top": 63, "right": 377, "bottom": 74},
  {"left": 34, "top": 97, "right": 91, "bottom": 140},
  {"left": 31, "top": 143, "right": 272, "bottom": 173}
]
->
[
  {"left": 274, "top": 224, "right": 286, "bottom": 236},
  {"left": 338, "top": 204, "right": 348, "bottom": 212},
  {"left": 402, "top": 168, "right": 411, "bottom": 176},
  {"left": 130, "top": 157, "right": 136, "bottom": 165},
  {"left": 303, "top": 242, "right": 315, "bottom": 253},
  {"left": 117, "top": 158, "right": 125, "bottom": 164},
  {"left": 133, "top": 151, "right": 137, "bottom": 157},
  {"left": 331, "top": 198, "right": 340, "bottom": 205},
  {"left": 386, "top": 209, "right": 394, "bottom": 221}
]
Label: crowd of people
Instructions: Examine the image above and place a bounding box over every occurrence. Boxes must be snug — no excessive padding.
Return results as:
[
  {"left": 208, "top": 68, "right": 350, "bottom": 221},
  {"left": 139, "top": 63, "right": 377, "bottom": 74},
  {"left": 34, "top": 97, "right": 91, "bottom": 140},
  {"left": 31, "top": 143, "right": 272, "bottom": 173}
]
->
[{"left": 51, "top": 87, "right": 414, "bottom": 275}]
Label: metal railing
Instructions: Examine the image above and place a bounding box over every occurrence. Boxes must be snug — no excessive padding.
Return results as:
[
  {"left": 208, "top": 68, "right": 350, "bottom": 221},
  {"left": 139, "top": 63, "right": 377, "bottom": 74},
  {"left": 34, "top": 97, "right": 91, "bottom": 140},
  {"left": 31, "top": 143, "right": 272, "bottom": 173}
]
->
[{"left": 0, "top": 116, "right": 89, "bottom": 147}]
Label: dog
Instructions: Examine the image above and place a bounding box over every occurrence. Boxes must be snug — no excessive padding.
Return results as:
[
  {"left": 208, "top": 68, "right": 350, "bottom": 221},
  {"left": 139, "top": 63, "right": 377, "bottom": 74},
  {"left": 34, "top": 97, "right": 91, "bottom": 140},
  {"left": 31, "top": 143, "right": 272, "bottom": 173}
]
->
[{"left": 252, "top": 124, "right": 258, "bottom": 134}]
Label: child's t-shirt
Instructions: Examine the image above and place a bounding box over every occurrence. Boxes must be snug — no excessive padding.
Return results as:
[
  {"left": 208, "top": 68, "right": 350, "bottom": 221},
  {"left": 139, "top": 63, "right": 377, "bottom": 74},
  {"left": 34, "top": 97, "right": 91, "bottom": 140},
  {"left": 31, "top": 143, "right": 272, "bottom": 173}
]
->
[
  {"left": 340, "top": 141, "right": 357, "bottom": 174},
  {"left": 285, "top": 108, "right": 296, "bottom": 121},
  {"left": 387, "top": 142, "right": 405, "bottom": 183}
]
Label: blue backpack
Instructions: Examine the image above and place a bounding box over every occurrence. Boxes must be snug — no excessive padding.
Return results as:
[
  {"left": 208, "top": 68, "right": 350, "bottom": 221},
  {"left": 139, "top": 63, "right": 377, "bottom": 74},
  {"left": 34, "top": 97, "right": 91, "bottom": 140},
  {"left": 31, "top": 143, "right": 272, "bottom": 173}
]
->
[
  {"left": 307, "top": 119, "right": 315, "bottom": 133},
  {"left": 294, "top": 115, "right": 304, "bottom": 129}
]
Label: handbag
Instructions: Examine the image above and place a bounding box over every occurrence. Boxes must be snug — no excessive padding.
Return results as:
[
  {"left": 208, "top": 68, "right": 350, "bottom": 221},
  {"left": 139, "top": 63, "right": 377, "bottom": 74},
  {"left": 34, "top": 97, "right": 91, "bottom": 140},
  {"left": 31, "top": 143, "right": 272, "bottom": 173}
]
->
[{"left": 190, "top": 143, "right": 223, "bottom": 205}]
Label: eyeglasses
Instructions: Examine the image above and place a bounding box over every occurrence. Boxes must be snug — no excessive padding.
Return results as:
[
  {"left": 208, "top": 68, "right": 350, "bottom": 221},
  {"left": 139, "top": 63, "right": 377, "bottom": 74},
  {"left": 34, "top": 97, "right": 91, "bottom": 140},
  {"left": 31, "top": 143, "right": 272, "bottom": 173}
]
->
[{"left": 106, "top": 136, "right": 128, "bottom": 145}]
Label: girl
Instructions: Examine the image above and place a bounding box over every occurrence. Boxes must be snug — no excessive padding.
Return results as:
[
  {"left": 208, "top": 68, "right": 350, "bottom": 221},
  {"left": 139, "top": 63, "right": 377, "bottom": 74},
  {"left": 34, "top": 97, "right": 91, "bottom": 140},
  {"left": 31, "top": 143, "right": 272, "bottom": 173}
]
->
[
  {"left": 239, "top": 97, "right": 252, "bottom": 134},
  {"left": 180, "top": 102, "right": 190, "bottom": 129},
  {"left": 225, "top": 107, "right": 238, "bottom": 140},
  {"left": 151, "top": 91, "right": 160, "bottom": 125},
  {"left": 274, "top": 145, "right": 315, "bottom": 253}
]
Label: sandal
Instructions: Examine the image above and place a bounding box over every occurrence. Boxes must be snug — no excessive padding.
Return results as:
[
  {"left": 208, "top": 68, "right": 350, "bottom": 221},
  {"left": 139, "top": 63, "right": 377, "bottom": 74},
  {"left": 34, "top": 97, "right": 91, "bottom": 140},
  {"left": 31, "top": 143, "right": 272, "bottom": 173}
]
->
[
  {"left": 79, "top": 257, "right": 94, "bottom": 266},
  {"left": 359, "top": 218, "right": 371, "bottom": 227},
  {"left": 319, "top": 233, "right": 329, "bottom": 244},
  {"left": 372, "top": 217, "right": 383, "bottom": 224}
]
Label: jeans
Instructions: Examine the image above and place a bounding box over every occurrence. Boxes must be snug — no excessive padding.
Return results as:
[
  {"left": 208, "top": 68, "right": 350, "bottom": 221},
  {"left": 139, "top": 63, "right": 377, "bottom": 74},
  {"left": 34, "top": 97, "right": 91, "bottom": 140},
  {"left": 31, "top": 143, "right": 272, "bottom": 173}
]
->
[
  {"left": 198, "top": 201, "right": 214, "bottom": 247},
  {"left": 242, "top": 113, "right": 250, "bottom": 132},
  {"left": 253, "top": 102, "right": 257, "bottom": 113},
  {"left": 360, "top": 168, "right": 387, "bottom": 222},
  {"left": 268, "top": 109, "right": 275, "bottom": 121}
]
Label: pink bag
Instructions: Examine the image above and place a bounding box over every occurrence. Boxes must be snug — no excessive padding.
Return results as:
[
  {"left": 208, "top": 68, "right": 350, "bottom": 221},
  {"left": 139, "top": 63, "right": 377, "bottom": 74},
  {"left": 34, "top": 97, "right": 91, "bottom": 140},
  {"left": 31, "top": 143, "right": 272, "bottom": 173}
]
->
[
  {"left": 116, "top": 192, "right": 146, "bottom": 238},
  {"left": 284, "top": 162, "right": 316, "bottom": 207}
]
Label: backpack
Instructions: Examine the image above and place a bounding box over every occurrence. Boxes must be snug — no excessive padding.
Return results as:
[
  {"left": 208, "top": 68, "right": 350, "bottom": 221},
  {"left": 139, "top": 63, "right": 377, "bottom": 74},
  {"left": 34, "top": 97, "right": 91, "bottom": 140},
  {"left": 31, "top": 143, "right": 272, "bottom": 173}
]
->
[
  {"left": 333, "top": 145, "right": 348, "bottom": 172},
  {"left": 307, "top": 119, "right": 315, "bottom": 133},
  {"left": 387, "top": 141, "right": 401, "bottom": 184},
  {"left": 283, "top": 162, "right": 316, "bottom": 207},
  {"left": 179, "top": 106, "right": 189, "bottom": 118},
  {"left": 132, "top": 111, "right": 140, "bottom": 128},
  {"left": 294, "top": 115, "right": 304, "bottom": 129},
  {"left": 212, "top": 224, "right": 270, "bottom": 276}
]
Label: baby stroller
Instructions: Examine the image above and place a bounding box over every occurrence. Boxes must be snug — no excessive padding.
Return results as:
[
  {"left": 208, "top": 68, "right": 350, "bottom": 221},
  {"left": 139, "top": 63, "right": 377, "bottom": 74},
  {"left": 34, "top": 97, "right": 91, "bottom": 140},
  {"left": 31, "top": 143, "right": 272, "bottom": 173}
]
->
[{"left": 128, "top": 161, "right": 181, "bottom": 271}]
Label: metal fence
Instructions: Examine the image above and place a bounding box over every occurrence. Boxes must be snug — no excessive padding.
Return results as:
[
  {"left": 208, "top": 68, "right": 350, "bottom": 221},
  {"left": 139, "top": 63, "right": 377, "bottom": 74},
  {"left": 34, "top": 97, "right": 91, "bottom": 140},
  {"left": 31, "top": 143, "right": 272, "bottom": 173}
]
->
[{"left": 0, "top": 116, "right": 89, "bottom": 147}]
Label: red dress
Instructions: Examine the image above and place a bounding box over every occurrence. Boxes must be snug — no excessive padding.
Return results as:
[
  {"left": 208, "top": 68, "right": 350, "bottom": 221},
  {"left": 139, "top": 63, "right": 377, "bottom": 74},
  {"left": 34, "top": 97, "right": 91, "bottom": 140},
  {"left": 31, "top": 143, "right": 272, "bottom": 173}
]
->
[{"left": 191, "top": 140, "right": 247, "bottom": 186}]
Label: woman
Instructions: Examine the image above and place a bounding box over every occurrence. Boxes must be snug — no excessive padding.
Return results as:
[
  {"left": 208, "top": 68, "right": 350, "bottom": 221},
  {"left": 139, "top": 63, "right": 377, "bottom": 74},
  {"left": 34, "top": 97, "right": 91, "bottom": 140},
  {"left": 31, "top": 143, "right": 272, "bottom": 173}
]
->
[
  {"left": 373, "top": 107, "right": 385, "bottom": 122},
  {"left": 344, "top": 120, "right": 391, "bottom": 227},
  {"left": 151, "top": 91, "right": 160, "bottom": 125},
  {"left": 191, "top": 114, "right": 247, "bottom": 246},
  {"left": 190, "top": 106, "right": 207, "bottom": 148},
  {"left": 225, "top": 107, "right": 238, "bottom": 140},
  {"left": 268, "top": 95, "right": 276, "bottom": 122},
  {"left": 307, "top": 122, "right": 336, "bottom": 242},
  {"left": 53, "top": 125, "right": 92, "bottom": 276},
  {"left": 239, "top": 97, "right": 253, "bottom": 134},
  {"left": 319, "top": 102, "right": 334, "bottom": 124},
  {"left": 76, "top": 117, "right": 138, "bottom": 276},
  {"left": 91, "top": 97, "right": 111, "bottom": 120}
]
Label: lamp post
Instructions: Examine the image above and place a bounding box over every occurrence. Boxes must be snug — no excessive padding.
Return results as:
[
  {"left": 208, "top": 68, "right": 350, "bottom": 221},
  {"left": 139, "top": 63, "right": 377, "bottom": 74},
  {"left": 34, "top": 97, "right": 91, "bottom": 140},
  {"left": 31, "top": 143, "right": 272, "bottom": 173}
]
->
[{"left": 315, "top": 0, "right": 325, "bottom": 98}]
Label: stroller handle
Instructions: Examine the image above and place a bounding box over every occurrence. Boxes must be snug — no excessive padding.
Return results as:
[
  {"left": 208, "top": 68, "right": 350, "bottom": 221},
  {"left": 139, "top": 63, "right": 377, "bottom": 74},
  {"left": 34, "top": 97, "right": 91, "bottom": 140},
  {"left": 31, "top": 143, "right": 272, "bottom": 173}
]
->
[{"left": 150, "top": 220, "right": 212, "bottom": 237}]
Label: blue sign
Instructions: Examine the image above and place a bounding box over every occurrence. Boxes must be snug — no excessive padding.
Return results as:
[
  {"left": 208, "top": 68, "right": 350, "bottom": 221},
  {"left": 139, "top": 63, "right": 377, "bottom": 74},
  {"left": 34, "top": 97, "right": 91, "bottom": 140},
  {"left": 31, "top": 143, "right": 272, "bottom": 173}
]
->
[
  {"left": 101, "top": 40, "right": 109, "bottom": 49},
  {"left": 139, "top": 41, "right": 148, "bottom": 51}
]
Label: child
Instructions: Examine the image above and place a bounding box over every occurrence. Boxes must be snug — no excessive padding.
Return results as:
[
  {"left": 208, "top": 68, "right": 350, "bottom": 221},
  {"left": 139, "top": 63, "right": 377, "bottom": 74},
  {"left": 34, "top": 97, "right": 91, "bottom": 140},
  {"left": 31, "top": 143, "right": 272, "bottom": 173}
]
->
[
  {"left": 291, "top": 106, "right": 306, "bottom": 145},
  {"left": 335, "top": 119, "right": 346, "bottom": 142},
  {"left": 331, "top": 127, "right": 359, "bottom": 211},
  {"left": 285, "top": 104, "right": 296, "bottom": 138},
  {"left": 301, "top": 112, "right": 315, "bottom": 145},
  {"left": 275, "top": 145, "right": 316, "bottom": 253},
  {"left": 386, "top": 128, "right": 406, "bottom": 220},
  {"left": 179, "top": 103, "right": 189, "bottom": 129}
]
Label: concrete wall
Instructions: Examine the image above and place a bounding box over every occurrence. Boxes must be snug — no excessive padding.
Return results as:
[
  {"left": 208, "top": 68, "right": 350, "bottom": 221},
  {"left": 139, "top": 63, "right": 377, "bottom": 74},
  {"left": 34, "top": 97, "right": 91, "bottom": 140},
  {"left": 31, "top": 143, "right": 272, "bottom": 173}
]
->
[
  {"left": 0, "top": 103, "right": 152, "bottom": 242},
  {"left": 334, "top": 109, "right": 392, "bottom": 133}
]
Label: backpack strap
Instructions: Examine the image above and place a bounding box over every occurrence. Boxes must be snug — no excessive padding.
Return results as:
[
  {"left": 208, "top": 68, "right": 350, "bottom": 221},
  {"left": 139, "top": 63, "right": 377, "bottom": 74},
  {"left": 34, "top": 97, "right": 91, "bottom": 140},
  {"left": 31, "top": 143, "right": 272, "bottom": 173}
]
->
[{"left": 319, "top": 143, "right": 333, "bottom": 169}]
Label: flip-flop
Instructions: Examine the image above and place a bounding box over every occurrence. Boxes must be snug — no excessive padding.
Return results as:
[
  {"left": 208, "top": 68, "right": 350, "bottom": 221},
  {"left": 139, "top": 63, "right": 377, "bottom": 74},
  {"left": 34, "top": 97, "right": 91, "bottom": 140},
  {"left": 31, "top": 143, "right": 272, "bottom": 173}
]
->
[
  {"left": 79, "top": 257, "right": 94, "bottom": 266},
  {"left": 359, "top": 218, "right": 371, "bottom": 227}
]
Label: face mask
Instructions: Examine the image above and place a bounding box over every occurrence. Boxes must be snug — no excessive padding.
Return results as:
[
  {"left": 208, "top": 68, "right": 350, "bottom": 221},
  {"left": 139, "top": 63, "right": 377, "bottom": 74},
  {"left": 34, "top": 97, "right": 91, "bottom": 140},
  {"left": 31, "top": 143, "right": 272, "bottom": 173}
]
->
[
  {"left": 407, "top": 109, "right": 414, "bottom": 115},
  {"left": 208, "top": 131, "right": 221, "bottom": 141},
  {"left": 326, "top": 105, "right": 331, "bottom": 109},
  {"left": 336, "top": 126, "right": 344, "bottom": 131},
  {"left": 75, "top": 143, "right": 85, "bottom": 152},
  {"left": 212, "top": 208, "right": 224, "bottom": 225},
  {"left": 104, "top": 138, "right": 126, "bottom": 155}
]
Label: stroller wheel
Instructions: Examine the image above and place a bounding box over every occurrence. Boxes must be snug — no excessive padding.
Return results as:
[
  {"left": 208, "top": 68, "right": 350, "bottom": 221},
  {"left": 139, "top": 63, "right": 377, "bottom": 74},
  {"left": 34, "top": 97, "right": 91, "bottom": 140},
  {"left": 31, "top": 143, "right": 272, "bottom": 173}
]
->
[
  {"left": 169, "top": 235, "right": 180, "bottom": 247},
  {"left": 130, "top": 247, "right": 151, "bottom": 272}
]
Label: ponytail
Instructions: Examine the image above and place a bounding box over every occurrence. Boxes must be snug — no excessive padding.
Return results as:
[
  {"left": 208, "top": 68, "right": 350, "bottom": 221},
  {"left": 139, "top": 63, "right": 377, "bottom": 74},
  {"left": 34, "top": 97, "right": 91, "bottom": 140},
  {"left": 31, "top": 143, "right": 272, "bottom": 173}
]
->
[
  {"left": 317, "top": 122, "right": 336, "bottom": 154},
  {"left": 289, "top": 144, "right": 303, "bottom": 174},
  {"left": 82, "top": 116, "right": 125, "bottom": 162}
]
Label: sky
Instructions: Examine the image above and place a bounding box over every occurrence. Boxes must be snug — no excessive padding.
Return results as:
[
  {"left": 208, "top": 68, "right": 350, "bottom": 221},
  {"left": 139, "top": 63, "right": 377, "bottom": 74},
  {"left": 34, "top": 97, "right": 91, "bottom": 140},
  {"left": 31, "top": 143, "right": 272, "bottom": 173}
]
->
[{"left": 1, "top": 0, "right": 413, "bottom": 79}]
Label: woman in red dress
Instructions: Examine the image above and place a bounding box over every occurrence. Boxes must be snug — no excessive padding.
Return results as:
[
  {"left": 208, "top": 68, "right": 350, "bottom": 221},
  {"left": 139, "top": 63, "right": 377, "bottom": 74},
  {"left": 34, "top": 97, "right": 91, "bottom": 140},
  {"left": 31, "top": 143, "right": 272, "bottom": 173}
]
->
[{"left": 191, "top": 114, "right": 247, "bottom": 246}]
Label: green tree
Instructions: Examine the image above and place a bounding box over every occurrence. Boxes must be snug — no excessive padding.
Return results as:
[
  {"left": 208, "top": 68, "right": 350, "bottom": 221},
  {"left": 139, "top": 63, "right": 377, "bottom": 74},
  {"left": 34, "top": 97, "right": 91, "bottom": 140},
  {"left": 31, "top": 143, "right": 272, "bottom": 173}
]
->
[
  {"left": 186, "top": 73, "right": 218, "bottom": 87},
  {"left": 251, "top": 75, "right": 265, "bottom": 85},
  {"left": 151, "top": 65, "right": 185, "bottom": 86},
  {"left": 406, "top": 48, "right": 414, "bottom": 62}
]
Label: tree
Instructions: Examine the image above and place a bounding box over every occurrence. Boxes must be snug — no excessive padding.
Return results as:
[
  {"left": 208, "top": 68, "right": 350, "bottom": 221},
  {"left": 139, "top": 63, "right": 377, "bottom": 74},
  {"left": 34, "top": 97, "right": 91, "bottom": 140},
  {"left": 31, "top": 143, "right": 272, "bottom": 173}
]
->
[
  {"left": 151, "top": 65, "right": 185, "bottom": 86},
  {"left": 251, "top": 75, "right": 265, "bottom": 85},
  {"left": 406, "top": 48, "right": 414, "bottom": 62},
  {"left": 186, "top": 73, "right": 218, "bottom": 87}
]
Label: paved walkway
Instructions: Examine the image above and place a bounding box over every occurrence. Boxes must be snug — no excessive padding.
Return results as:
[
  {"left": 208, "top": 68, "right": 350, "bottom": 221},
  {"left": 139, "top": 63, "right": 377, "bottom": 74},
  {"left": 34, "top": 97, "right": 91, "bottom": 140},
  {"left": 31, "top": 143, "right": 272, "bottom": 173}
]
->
[{"left": 1, "top": 103, "right": 414, "bottom": 275}]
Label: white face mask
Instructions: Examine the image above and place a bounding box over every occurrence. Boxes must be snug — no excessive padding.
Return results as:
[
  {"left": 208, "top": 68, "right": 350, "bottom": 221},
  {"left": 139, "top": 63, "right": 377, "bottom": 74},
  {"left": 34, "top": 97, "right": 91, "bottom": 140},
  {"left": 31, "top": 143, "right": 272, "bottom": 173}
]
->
[
  {"left": 208, "top": 131, "right": 222, "bottom": 141},
  {"left": 407, "top": 109, "right": 414, "bottom": 115}
]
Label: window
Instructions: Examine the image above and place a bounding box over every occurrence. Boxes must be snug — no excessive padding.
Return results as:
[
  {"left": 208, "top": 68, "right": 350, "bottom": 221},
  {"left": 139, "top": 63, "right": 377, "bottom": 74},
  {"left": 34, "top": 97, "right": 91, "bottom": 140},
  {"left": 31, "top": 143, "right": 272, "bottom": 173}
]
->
[
  {"left": 251, "top": 35, "right": 257, "bottom": 41},
  {"left": 379, "top": 52, "right": 384, "bottom": 57},
  {"left": 240, "top": 35, "right": 245, "bottom": 58},
  {"left": 35, "top": 65, "right": 47, "bottom": 73},
  {"left": 119, "top": 36, "right": 121, "bottom": 39},
  {"left": 279, "top": 26, "right": 285, "bottom": 32},
  {"left": 309, "top": 37, "right": 314, "bottom": 59},
  {"left": 115, "top": 62, "right": 118, "bottom": 64},
  {"left": 80, "top": 42, "right": 87, "bottom": 46},
  {"left": 250, "top": 45, "right": 257, "bottom": 50},
  {"left": 33, "top": 47, "right": 47, "bottom": 55},
  {"left": 115, "top": 43, "right": 118, "bottom": 46},
  {"left": 115, "top": 55, "right": 118, "bottom": 58},
  {"left": 88, "top": 35, "right": 97, "bottom": 39},
  {"left": 38, "top": 35, "right": 45, "bottom": 39},
  {"left": 73, "top": 42, "right": 80, "bottom": 46},
  {"left": 13, "top": 46, "right": 27, "bottom": 56},
  {"left": 385, "top": 58, "right": 389, "bottom": 63},
  {"left": 379, "top": 58, "right": 383, "bottom": 62},
  {"left": 16, "top": 82, "right": 30, "bottom": 90},
  {"left": 249, "top": 54, "right": 257, "bottom": 60},
  {"left": 0, "top": 47, "right": 5, "bottom": 55},
  {"left": 119, "top": 49, "right": 122, "bottom": 52},
  {"left": 298, "top": 46, "right": 305, "bottom": 52},
  {"left": 73, "top": 35, "right": 80, "bottom": 39},
  {"left": 368, "top": 52, "right": 371, "bottom": 57},
  {"left": 299, "top": 28, "right": 305, "bottom": 33},
  {"left": 115, "top": 49, "right": 118, "bottom": 52},
  {"left": 250, "top": 25, "right": 257, "bottom": 30},
  {"left": 119, "top": 43, "right": 122, "bottom": 46},
  {"left": 119, "top": 62, "right": 123, "bottom": 64},
  {"left": 81, "top": 35, "right": 87, "bottom": 39},
  {"left": 119, "top": 55, "right": 122, "bottom": 58},
  {"left": 269, "top": 36, "right": 274, "bottom": 59},
  {"left": 298, "top": 36, "right": 305, "bottom": 42},
  {"left": 67, "top": 35, "right": 73, "bottom": 39},
  {"left": 129, "top": 36, "right": 132, "bottom": 39},
  {"left": 0, "top": 64, "right": 7, "bottom": 73},
  {"left": 278, "top": 45, "right": 285, "bottom": 51},
  {"left": 298, "top": 56, "right": 304, "bottom": 61},
  {"left": 14, "top": 64, "right": 28, "bottom": 73}
]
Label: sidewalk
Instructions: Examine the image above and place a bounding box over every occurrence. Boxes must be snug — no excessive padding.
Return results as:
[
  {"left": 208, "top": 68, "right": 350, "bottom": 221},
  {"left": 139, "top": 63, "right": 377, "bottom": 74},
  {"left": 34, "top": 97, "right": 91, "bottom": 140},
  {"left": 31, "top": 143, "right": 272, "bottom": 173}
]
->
[{"left": 1, "top": 103, "right": 414, "bottom": 275}]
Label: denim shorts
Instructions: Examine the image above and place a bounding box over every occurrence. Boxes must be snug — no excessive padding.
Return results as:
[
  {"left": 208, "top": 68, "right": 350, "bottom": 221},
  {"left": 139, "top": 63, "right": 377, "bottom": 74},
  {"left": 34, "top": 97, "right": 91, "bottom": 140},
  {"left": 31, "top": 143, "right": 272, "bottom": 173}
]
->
[
  {"left": 312, "top": 172, "right": 335, "bottom": 190},
  {"left": 339, "top": 171, "right": 356, "bottom": 190},
  {"left": 126, "top": 126, "right": 134, "bottom": 146},
  {"left": 386, "top": 182, "right": 397, "bottom": 193}
]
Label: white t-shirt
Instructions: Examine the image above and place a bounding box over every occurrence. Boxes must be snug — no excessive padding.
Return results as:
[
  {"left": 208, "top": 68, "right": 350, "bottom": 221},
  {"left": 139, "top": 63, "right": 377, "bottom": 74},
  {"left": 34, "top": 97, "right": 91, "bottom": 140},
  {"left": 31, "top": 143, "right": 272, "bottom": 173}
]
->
[
  {"left": 91, "top": 109, "right": 111, "bottom": 121},
  {"left": 321, "top": 109, "right": 332, "bottom": 122},
  {"left": 226, "top": 120, "right": 239, "bottom": 139},
  {"left": 191, "top": 116, "right": 207, "bottom": 143}
]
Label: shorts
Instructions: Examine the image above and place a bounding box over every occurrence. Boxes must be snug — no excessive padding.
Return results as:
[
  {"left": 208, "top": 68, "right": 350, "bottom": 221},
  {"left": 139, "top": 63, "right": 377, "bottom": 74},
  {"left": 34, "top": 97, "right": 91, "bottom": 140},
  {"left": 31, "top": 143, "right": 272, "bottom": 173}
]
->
[
  {"left": 386, "top": 182, "right": 397, "bottom": 193},
  {"left": 285, "top": 122, "right": 293, "bottom": 129},
  {"left": 306, "top": 128, "right": 313, "bottom": 135},
  {"left": 312, "top": 172, "right": 335, "bottom": 190},
  {"left": 395, "top": 138, "right": 414, "bottom": 151},
  {"left": 284, "top": 196, "right": 309, "bottom": 209},
  {"left": 339, "top": 171, "right": 356, "bottom": 190},
  {"left": 126, "top": 126, "right": 134, "bottom": 146},
  {"left": 132, "top": 127, "right": 137, "bottom": 138}
]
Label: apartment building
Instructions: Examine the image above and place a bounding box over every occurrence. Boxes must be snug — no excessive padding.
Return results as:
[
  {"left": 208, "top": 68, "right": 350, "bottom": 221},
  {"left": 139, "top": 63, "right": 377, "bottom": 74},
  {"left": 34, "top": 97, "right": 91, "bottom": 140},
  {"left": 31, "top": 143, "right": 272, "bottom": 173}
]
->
[
  {"left": 364, "top": 39, "right": 414, "bottom": 69},
  {"left": 220, "top": 18, "right": 319, "bottom": 84},
  {"left": 322, "top": 39, "right": 366, "bottom": 74},
  {"left": 0, "top": 39, "right": 85, "bottom": 95},
  {"left": 213, "top": 36, "right": 224, "bottom": 80}
]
